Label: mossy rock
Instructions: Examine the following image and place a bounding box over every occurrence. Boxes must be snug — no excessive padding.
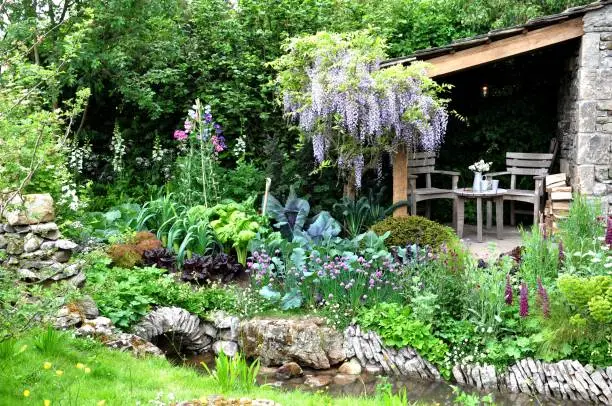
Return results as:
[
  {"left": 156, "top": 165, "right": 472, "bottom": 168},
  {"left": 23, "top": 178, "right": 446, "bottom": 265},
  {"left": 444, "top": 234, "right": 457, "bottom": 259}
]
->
[{"left": 371, "top": 215, "right": 458, "bottom": 250}]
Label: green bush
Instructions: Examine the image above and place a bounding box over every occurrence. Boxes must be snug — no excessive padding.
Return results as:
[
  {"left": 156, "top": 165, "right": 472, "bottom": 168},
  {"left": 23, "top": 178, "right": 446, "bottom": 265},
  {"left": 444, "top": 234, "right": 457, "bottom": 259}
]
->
[
  {"left": 371, "top": 215, "right": 458, "bottom": 249},
  {"left": 357, "top": 302, "right": 449, "bottom": 376}
]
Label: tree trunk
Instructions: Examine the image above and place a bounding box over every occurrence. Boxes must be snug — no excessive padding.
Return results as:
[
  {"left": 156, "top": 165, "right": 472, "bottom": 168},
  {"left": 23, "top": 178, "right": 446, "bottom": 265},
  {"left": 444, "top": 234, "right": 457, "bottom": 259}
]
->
[{"left": 392, "top": 148, "right": 409, "bottom": 217}]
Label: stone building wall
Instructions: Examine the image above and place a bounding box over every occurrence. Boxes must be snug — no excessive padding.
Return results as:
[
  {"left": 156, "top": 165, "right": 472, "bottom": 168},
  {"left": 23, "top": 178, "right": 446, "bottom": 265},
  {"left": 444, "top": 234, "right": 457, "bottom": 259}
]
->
[{"left": 559, "top": 4, "right": 612, "bottom": 211}]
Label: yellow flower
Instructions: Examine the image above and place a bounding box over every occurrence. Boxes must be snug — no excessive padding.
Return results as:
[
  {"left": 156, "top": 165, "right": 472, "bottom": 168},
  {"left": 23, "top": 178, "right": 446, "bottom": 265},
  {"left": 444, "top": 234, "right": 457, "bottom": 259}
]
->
[
  {"left": 44, "top": 400, "right": 51, "bottom": 406},
  {"left": 43, "top": 361, "right": 52, "bottom": 370},
  {"left": 55, "top": 370, "right": 64, "bottom": 376},
  {"left": 97, "top": 401, "right": 106, "bottom": 406},
  {"left": 76, "top": 363, "right": 85, "bottom": 369},
  {"left": 84, "top": 367, "right": 91, "bottom": 374},
  {"left": 23, "top": 389, "right": 30, "bottom": 397}
]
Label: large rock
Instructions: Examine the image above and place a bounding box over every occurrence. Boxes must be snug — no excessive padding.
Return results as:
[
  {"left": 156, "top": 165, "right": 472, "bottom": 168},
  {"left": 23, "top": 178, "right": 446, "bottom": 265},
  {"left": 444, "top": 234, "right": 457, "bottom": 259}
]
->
[
  {"left": 3, "top": 194, "right": 55, "bottom": 225},
  {"left": 239, "top": 317, "right": 346, "bottom": 369},
  {"left": 23, "top": 233, "right": 43, "bottom": 252}
]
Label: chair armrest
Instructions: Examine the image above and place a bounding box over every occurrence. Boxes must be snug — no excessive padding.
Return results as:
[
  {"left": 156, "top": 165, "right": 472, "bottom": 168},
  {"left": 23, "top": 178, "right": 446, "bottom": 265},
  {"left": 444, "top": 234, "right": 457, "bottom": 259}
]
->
[
  {"left": 431, "top": 170, "right": 460, "bottom": 176},
  {"left": 487, "top": 171, "right": 511, "bottom": 177},
  {"left": 533, "top": 174, "right": 546, "bottom": 180}
]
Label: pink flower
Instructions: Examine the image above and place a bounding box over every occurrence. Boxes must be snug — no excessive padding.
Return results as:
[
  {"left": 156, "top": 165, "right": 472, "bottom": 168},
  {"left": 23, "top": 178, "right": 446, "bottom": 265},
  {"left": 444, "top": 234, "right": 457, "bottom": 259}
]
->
[
  {"left": 184, "top": 120, "right": 193, "bottom": 133},
  {"left": 505, "top": 274, "right": 513, "bottom": 305},
  {"left": 173, "top": 130, "right": 187, "bottom": 141}
]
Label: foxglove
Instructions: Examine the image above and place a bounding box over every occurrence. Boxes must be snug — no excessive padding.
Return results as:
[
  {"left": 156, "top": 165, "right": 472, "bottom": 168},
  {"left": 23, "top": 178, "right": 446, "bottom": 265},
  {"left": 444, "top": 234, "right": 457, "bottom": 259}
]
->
[{"left": 606, "top": 217, "right": 612, "bottom": 247}]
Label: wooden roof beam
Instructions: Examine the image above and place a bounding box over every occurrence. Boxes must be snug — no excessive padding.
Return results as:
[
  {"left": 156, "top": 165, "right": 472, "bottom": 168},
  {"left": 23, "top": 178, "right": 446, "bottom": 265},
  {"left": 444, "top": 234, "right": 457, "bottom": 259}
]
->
[{"left": 426, "top": 17, "right": 584, "bottom": 77}]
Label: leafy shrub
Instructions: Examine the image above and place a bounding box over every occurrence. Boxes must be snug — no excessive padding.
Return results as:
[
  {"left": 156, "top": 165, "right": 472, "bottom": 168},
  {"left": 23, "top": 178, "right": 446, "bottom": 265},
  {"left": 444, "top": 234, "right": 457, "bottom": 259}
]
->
[
  {"left": 107, "top": 232, "right": 163, "bottom": 268},
  {"left": 83, "top": 251, "right": 236, "bottom": 328},
  {"left": 61, "top": 203, "right": 140, "bottom": 244},
  {"left": 142, "top": 248, "right": 176, "bottom": 272},
  {"left": 371, "top": 216, "right": 458, "bottom": 250},
  {"left": 181, "top": 254, "right": 242, "bottom": 284},
  {"left": 357, "top": 302, "right": 448, "bottom": 375},
  {"left": 558, "top": 275, "right": 612, "bottom": 325},
  {"left": 107, "top": 244, "right": 142, "bottom": 269}
]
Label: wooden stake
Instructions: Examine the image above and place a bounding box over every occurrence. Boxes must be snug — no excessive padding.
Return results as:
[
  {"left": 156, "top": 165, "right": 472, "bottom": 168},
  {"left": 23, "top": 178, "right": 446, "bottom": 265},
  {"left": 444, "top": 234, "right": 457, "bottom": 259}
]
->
[
  {"left": 393, "top": 148, "right": 409, "bottom": 217},
  {"left": 262, "top": 177, "right": 271, "bottom": 215}
]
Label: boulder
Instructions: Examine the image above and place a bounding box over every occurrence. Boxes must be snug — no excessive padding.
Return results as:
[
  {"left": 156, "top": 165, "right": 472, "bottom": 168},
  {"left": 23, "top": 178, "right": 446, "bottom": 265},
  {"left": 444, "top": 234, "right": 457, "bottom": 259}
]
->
[
  {"left": 275, "top": 362, "right": 303, "bottom": 380},
  {"left": 30, "top": 222, "right": 59, "bottom": 239},
  {"left": 3, "top": 194, "right": 55, "bottom": 225},
  {"left": 213, "top": 340, "right": 238, "bottom": 357},
  {"left": 338, "top": 359, "right": 362, "bottom": 375},
  {"left": 5, "top": 234, "right": 24, "bottom": 255},
  {"left": 75, "top": 295, "right": 99, "bottom": 319},
  {"left": 239, "top": 317, "right": 346, "bottom": 369}
]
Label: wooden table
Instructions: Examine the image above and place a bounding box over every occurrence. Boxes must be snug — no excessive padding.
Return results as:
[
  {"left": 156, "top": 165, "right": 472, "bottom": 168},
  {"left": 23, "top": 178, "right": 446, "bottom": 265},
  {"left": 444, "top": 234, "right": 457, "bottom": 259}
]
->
[{"left": 454, "top": 188, "right": 506, "bottom": 242}]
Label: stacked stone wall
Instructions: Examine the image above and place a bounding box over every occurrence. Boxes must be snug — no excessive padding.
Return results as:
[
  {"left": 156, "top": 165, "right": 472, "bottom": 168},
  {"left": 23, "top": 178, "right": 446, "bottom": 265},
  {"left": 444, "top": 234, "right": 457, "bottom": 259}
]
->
[{"left": 559, "top": 5, "right": 612, "bottom": 211}]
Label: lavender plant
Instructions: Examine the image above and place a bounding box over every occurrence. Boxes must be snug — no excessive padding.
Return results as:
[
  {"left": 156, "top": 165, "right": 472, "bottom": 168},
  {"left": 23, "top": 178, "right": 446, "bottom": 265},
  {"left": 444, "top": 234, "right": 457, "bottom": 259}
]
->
[{"left": 272, "top": 31, "right": 450, "bottom": 188}]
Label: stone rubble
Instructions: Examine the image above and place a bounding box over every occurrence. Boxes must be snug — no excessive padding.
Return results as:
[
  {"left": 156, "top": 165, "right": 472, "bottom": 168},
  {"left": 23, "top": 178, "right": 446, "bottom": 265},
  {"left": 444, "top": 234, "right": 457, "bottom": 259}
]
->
[{"left": 453, "top": 358, "right": 612, "bottom": 404}]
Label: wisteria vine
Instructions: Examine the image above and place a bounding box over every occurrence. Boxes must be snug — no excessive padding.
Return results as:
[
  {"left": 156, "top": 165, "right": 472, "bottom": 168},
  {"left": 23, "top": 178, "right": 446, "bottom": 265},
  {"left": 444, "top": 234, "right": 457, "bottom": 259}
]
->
[{"left": 273, "top": 31, "right": 450, "bottom": 188}]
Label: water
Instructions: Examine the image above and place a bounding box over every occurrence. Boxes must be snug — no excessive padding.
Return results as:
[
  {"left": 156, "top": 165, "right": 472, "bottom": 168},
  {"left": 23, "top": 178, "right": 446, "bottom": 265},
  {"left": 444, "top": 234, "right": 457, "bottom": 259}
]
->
[{"left": 177, "top": 354, "right": 586, "bottom": 405}]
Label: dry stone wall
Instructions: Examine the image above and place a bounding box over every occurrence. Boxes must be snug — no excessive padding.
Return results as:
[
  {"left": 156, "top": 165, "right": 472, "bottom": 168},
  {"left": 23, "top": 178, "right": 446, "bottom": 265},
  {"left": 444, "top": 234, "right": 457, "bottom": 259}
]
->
[{"left": 454, "top": 360, "right": 612, "bottom": 404}]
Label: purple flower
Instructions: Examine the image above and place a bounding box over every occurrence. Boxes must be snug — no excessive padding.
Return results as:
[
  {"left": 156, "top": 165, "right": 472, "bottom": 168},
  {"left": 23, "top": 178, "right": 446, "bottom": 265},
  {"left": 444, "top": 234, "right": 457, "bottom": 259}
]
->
[
  {"left": 505, "top": 274, "right": 513, "bottom": 305},
  {"left": 205, "top": 113, "right": 212, "bottom": 123},
  {"left": 519, "top": 282, "right": 529, "bottom": 318},
  {"left": 537, "top": 277, "right": 550, "bottom": 318},
  {"left": 173, "top": 130, "right": 187, "bottom": 141},
  {"left": 214, "top": 123, "right": 223, "bottom": 134},
  {"left": 606, "top": 217, "right": 612, "bottom": 247}
]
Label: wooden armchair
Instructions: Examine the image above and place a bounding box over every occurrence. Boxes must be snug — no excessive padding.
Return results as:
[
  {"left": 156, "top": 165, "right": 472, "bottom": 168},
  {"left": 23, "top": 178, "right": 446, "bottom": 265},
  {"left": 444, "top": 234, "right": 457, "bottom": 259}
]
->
[
  {"left": 407, "top": 151, "right": 459, "bottom": 224},
  {"left": 488, "top": 152, "right": 554, "bottom": 225}
]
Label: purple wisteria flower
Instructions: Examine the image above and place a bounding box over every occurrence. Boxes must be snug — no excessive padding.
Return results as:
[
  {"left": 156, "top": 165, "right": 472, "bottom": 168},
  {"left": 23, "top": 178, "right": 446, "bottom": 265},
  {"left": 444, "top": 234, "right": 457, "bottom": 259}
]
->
[
  {"left": 519, "top": 282, "right": 529, "bottom": 318},
  {"left": 505, "top": 274, "right": 513, "bottom": 305},
  {"left": 536, "top": 277, "right": 550, "bottom": 318}
]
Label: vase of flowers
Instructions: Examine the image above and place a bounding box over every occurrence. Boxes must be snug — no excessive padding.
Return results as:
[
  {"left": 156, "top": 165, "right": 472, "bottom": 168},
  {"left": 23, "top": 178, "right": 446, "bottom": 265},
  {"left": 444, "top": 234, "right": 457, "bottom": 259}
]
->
[{"left": 468, "top": 160, "right": 492, "bottom": 192}]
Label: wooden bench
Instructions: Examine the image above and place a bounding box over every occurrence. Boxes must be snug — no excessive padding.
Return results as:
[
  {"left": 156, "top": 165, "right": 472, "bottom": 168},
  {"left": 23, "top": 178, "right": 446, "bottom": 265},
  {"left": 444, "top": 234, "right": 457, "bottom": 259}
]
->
[
  {"left": 407, "top": 151, "right": 459, "bottom": 225},
  {"left": 488, "top": 152, "right": 554, "bottom": 225}
]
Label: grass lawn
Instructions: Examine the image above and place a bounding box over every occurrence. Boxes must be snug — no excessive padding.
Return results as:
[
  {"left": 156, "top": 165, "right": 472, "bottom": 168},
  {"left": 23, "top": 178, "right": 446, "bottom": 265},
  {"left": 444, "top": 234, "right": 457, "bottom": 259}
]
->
[{"left": 0, "top": 328, "right": 392, "bottom": 406}]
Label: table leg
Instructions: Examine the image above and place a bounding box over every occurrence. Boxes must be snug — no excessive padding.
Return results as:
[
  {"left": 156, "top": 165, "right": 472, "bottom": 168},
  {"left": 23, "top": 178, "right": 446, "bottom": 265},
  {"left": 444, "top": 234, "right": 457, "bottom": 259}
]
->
[
  {"left": 476, "top": 197, "right": 483, "bottom": 243},
  {"left": 486, "top": 201, "right": 492, "bottom": 230},
  {"left": 456, "top": 197, "right": 464, "bottom": 238},
  {"left": 496, "top": 196, "right": 504, "bottom": 240}
]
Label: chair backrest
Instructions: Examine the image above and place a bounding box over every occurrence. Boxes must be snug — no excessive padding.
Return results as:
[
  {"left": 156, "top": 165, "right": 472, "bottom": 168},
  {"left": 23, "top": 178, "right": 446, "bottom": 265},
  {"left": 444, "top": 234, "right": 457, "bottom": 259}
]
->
[
  {"left": 408, "top": 151, "right": 436, "bottom": 175},
  {"left": 505, "top": 152, "right": 554, "bottom": 189}
]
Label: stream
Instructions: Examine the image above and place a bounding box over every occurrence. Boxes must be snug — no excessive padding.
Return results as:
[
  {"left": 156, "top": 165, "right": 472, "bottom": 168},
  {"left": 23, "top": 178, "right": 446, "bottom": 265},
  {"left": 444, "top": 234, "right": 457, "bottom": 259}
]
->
[{"left": 176, "top": 353, "right": 588, "bottom": 405}]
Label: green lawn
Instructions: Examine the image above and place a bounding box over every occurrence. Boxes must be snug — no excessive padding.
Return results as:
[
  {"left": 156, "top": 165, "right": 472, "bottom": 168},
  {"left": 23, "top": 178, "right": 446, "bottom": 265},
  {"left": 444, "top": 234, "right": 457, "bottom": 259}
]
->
[{"left": 0, "top": 329, "right": 390, "bottom": 406}]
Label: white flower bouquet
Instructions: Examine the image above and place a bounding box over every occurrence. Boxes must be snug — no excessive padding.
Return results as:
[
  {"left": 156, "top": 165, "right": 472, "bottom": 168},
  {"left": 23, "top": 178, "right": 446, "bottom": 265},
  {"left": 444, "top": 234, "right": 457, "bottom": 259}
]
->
[{"left": 468, "top": 159, "right": 492, "bottom": 173}]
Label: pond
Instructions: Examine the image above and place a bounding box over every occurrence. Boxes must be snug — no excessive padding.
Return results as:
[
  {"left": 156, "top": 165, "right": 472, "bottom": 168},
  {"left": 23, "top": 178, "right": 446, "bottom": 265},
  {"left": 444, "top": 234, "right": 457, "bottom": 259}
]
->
[{"left": 178, "top": 353, "right": 585, "bottom": 406}]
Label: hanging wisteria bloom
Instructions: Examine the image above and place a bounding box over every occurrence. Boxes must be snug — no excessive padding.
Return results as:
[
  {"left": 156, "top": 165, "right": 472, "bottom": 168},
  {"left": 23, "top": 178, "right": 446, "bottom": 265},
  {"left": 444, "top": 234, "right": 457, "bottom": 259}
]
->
[{"left": 272, "top": 31, "right": 450, "bottom": 188}]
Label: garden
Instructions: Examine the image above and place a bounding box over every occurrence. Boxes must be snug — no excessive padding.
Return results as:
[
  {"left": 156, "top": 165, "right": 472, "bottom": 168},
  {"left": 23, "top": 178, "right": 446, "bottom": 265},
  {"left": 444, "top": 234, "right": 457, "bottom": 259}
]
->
[{"left": 1, "top": 0, "right": 611, "bottom": 405}]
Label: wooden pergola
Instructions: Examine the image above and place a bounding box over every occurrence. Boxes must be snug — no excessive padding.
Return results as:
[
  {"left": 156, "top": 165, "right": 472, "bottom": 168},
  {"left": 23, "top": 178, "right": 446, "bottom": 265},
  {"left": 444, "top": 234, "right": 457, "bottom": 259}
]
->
[{"left": 386, "top": 9, "right": 591, "bottom": 216}]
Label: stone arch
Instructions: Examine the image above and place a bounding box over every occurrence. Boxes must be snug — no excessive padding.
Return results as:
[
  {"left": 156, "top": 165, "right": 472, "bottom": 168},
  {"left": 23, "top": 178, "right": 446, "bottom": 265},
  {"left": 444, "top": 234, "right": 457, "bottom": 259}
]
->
[{"left": 133, "top": 307, "right": 211, "bottom": 355}]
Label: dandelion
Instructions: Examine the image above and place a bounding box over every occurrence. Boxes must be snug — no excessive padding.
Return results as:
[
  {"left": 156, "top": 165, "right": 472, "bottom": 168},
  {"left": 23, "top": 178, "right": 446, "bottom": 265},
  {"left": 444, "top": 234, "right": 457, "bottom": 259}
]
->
[
  {"left": 76, "top": 363, "right": 84, "bottom": 369},
  {"left": 56, "top": 370, "right": 64, "bottom": 376},
  {"left": 23, "top": 389, "right": 30, "bottom": 397},
  {"left": 84, "top": 367, "right": 91, "bottom": 374},
  {"left": 43, "top": 361, "right": 52, "bottom": 370},
  {"left": 44, "top": 400, "right": 51, "bottom": 406},
  {"left": 519, "top": 282, "right": 529, "bottom": 318},
  {"left": 97, "top": 401, "right": 106, "bottom": 406},
  {"left": 504, "top": 274, "right": 513, "bottom": 305}
]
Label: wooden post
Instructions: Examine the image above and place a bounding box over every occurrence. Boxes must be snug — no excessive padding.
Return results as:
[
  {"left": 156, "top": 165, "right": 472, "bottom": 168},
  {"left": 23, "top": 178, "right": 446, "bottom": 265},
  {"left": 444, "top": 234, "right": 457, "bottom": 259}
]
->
[
  {"left": 343, "top": 178, "right": 356, "bottom": 200},
  {"left": 393, "top": 148, "right": 408, "bottom": 217}
]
